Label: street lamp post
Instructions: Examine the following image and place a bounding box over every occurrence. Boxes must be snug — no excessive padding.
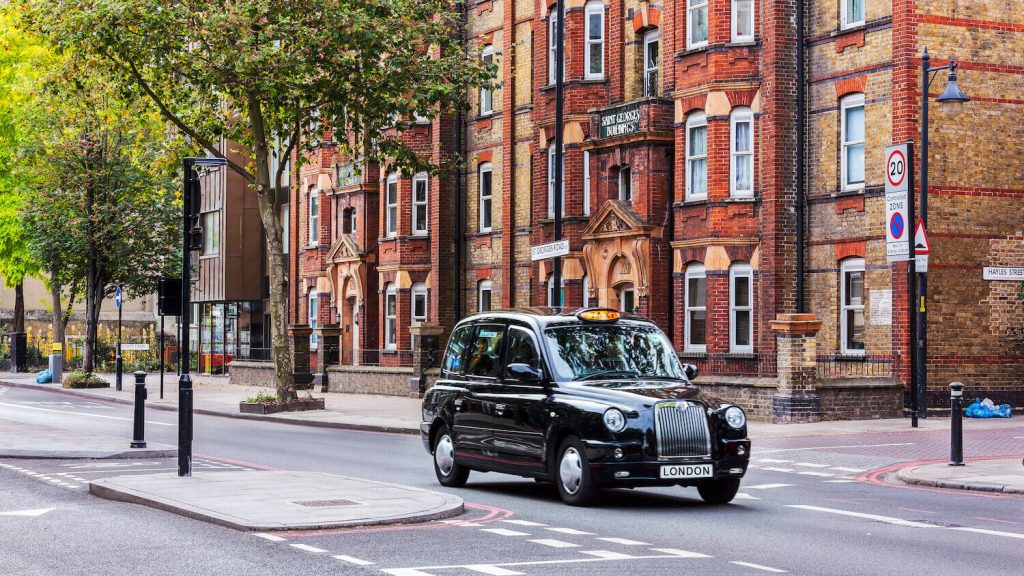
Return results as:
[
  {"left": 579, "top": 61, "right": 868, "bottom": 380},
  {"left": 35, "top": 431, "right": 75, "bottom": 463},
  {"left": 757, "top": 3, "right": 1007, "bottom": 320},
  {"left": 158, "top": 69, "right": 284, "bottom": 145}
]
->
[
  {"left": 552, "top": 0, "right": 565, "bottom": 307},
  {"left": 916, "top": 49, "right": 970, "bottom": 421}
]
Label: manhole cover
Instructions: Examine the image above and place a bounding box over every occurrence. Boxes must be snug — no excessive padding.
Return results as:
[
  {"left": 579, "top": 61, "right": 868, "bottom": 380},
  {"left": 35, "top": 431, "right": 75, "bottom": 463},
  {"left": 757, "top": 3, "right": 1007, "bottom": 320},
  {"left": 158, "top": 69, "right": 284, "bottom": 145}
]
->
[{"left": 293, "top": 499, "right": 359, "bottom": 508}]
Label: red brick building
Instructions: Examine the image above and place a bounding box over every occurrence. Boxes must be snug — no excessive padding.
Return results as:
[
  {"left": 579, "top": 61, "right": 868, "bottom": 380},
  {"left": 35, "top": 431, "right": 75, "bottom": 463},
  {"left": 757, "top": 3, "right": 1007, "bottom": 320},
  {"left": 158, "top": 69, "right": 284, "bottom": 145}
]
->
[{"left": 285, "top": 0, "right": 1024, "bottom": 419}]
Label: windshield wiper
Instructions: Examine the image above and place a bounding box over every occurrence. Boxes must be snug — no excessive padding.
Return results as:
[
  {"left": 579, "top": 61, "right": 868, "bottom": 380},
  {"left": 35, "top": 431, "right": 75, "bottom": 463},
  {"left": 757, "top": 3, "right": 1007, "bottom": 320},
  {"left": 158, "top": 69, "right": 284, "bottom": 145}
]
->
[{"left": 576, "top": 370, "right": 641, "bottom": 381}]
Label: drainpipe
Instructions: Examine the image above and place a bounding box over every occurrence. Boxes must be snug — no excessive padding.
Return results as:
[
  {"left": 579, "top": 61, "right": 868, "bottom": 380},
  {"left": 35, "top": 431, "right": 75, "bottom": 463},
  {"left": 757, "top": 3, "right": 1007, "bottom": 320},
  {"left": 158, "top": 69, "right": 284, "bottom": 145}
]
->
[
  {"left": 795, "top": 0, "right": 806, "bottom": 313},
  {"left": 453, "top": 0, "right": 467, "bottom": 320}
]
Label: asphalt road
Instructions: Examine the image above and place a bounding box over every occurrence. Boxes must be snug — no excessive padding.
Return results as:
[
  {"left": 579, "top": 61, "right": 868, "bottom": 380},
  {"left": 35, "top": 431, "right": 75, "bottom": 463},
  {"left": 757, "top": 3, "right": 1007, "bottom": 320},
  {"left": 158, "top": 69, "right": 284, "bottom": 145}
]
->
[{"left": 1, "top": 385, "right": 1022, "bottom": 576}]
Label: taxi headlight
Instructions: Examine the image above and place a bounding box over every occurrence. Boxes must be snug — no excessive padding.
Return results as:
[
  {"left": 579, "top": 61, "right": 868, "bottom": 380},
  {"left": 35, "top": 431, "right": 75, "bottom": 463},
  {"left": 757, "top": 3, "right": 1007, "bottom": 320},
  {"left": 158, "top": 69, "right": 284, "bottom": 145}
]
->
[
  {"left": 724, "top": 406, "right": 746, "bottom": 429},
  {"left": 603, "top": 408, "right": 627, "bottom": 433}
]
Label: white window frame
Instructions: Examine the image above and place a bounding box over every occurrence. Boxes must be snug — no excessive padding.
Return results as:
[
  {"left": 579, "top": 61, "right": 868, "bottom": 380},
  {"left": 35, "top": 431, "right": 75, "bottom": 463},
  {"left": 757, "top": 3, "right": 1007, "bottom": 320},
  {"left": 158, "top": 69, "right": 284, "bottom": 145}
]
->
[
  {"left": 480, "top": 45, "right": 495, "bottom": 115},
  {"left": 684, "top": 263, "right": 707, "bottom": 352},
  {"left": 840, "top": 258, "right": 866, "bottom": 356},
  {"left": 643, "top": 29, "right": 660, "bottom": 97},
  {"left": 582, "top": 274, "right": 591, "bottom": 308},
  {"left": 478, "top": 280, "right": 492, "bottom": 312},
  {"left": 584, "top": 1, "right": 605, "bottom": 80},
  {"left": 545, "top": 274, "right": 564, "bottom": 307},
  {"left": 841, "top": 0, "right": 865, "bottom": 30},
  {"left": 308, "top": 289, "right": 319, "bottom": 350},
  {"left": 308, "top": 188, "right": 319, "bottom": 245},
  {"left": 729, "top": 263, "right": 754, "bottom": 353},
  {"left": 412, "top": 282, "right": 428, "bottom": 323},
  {"left": 731, "top": 0, "right": 755, "bottom": 43},
  {"left": 841, "top": 93, "right": 866, "bottom": 192},
  {"left": 384, "top": 283, "right": 397, "bottom": 350},
  {"left": 687, "top": 0, "right": 709, "bottom": 49},
  {"left": 479, "top": 162, "right": 493, "bottom": 232},
  {"left": 582, "top": 150, "right": 591, "bottom": 216},
  {"left": 202, "top": 211, "right": 220, "bottom": 256},
  {"left": 618, "top": 165, "right": 632, "bottom": 202},
  {"left": 686, "top": 111, "right": 708, "bottom": 201},
  {"left": 547, "top": 145, "right": 564, "bottom": 218},
  {"left": 548, "top": 8, "right": 559, "bottom": 85},
  {"left": 412, "top": 172, "right": 429, "bottom": 236},
  {"left": 385, "top": 173, "right": 398, "bottom": 237},
  {"left": 348, "top": 207, "right": 357, "bottom": 236},
  {"left": 730, "top": 107, "right": 755, "bottom": 198},
  {"left": 281, "top": 204, "right": 289, "bottom": 254}
]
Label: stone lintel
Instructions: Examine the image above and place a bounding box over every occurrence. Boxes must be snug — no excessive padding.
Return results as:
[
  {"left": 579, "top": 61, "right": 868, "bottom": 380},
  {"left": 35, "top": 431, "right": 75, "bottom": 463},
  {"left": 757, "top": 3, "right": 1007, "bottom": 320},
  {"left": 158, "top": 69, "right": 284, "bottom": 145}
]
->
[{"left": 770, "top": 313, "right": 822, "bottom": 335}]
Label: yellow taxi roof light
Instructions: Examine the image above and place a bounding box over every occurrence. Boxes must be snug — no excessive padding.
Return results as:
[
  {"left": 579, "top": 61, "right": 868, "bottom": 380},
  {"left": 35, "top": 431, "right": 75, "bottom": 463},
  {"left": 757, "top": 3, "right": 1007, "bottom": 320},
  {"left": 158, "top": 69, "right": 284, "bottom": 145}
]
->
[{"left": 578, "top": 309, "right": 621, "bottom": 322}]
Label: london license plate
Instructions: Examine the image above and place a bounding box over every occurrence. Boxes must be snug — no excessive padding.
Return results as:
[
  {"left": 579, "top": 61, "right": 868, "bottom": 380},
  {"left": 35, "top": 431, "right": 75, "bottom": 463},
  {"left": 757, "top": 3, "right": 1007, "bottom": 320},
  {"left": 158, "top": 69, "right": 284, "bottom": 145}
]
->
[{"left": 660, "top": 463, "right": 713, "bottom": 479}]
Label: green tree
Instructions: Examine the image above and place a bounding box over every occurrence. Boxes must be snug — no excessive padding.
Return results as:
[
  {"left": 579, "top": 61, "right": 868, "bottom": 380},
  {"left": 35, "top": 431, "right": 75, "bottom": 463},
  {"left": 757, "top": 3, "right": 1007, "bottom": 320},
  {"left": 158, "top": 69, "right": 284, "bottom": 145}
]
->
[{"left": 20, "top": 0, "right": 491, "bottom": 397}]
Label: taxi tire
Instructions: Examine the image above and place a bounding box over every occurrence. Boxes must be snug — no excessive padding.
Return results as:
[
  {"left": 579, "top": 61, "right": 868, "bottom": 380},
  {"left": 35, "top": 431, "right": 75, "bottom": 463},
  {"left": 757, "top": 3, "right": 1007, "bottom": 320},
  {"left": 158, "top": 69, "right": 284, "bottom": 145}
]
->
[
  {"left": 696, "top": 478, "right": 741, "bottom": 504},
  {"left": 433, "top": 426, "right": 470, "bottom": 488},
  {"left": 555, "top": 437, "right": 600, "bottom": 507}
]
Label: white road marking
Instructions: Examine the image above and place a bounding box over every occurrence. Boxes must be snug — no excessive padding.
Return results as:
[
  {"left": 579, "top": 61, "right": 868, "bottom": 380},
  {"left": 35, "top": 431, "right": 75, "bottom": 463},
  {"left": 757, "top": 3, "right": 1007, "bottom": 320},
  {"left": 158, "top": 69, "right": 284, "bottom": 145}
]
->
[
  {"left": 501, "top": 519, "right": 546, "bottom": 526},
  {"left": 465, "top": 565, "right": 524, "bottom": 575},
  {"left": 731, "top": 561, "right": 788, "bottom": 573},
  {"left": 596, "top": 537, "right": 650, "bottom": 546},
  {"left": 756, "top": 442, "right": 914, "bottom": 454},
  {"left": 734, "top": 492, "right": 761, "bottom": 500},
  {"left": 0, "top": 402, "right": 173, "bottom": 425},
  {"left": 290, "top": 544, "right": 327, "bottom": 553},
  {"left": 333, "top": 555, "right": 374, "bottom": 566},
  {"left": 745, "top": 483, "right": 793, "bottom": 490},
  {"left": 825, "top": 479, "right": 859, "bottom": 483},
  {"left": 832, "top": 466, "right": 867, "bottom": 473},
  {"left": 952, "top": 527, "right": 1024, "bottom": 540},
  {"left": 754, "top": 458, "right": 792, "bottom": 463},
  {"left": 581, "top": 550, "right": 635, "bottom": 560},
  {"left": 759, "top": 467, "right": 795, "bottom": 473},
  {"left": 382, "top": 569, "right": 434, "bottom": 576},
  {"left": 481, "top": 528, "right": 529, "bottom": 537},
  {"left": 787, "top": 505, "right": 939, "bottom": 528},
  {"left": 529, "top": 538, "right": 580, "bottom": 548},
  {"left": 0, "top": 508, "right": 55, "bottom": 517},
  {"left": 253, "top": 533, "right": 287, "bottom": 542},
  {"left": 650, "top": 548, "right": 711, "bottom": 558},
  {"left": 797, "top": 471, "right": 834, "bottom": 478},
  {"left": 794, "top": 462, "right": 831, "bottom": 468},
  {"left": 545, "top": 527, "right": 595, "bottom": 535},
  {"left": 456, "top": 522, "right": 484, "bottom": 526}
]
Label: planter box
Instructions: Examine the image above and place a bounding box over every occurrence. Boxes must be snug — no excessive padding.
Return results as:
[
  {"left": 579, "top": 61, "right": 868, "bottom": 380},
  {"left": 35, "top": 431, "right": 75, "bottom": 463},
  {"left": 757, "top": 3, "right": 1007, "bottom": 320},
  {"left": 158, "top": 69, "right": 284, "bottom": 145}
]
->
[
  {"left": 64, "top": 380, "right": 110, "bottom": 389},
  {"left": 238, "top": 398, "right": 326, "bottom": 415}
]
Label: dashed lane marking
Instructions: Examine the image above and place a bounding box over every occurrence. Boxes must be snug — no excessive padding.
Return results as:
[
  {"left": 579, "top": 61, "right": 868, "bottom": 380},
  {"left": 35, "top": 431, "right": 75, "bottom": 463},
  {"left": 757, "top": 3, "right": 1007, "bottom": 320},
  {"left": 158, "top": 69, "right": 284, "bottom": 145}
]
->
[
  {"left": 500, "top": 519, "right": 546, "bottom": 527},
  {"left": 758, "top": 467, "right": 795, "bottom": 473},
  {"left": 254, "top": 533, "right": 287, "bottom": 542},
  {"left": 382, "top": 550, "right": 714, "bottom": 574},
  {"left": 581, "top": 550, "right": 635, "bottom": 560},
  {"left": 787, "top": 505, "right": 944, "bottom": 528},
  {"left": 480, "top": 528, "right": 529, "bottom": 537},
  {"left": 333, "top": 555, "right": 374, "bottom": 566},
  {"left": 753, "top": 458, "right": 791, "bottom": 463},
  {"left": 735, "top": 492, "right": 762, "bottom": 500},
  {"left": 382, "top": 569, "right": 433, "bottom": 576},
  {"left": 0, "top": 402, "right": 173, "bottom": 425},
  {"left": 731, "top": 561, "right": 788, "bottom": 573},
  {"left": 0, "top": 508, "right": 55, "bottom": 517},
  {"left": 797, "top": 471, "right": 835, "bottom": 478},
  {"left": 290, "top": 544, "right": 327, "bottom": 553},
  {"left": 650, "top": 548, "right": 711, "bottom": 558},
  {"left": 744, "top": 483, "right": 793, "bottom": 490},
  {"left": 464, "top": 565, "right": 524, "bottom": 575},
  {"left": 595, "top": 537, "right": 650, "bottom": 546},
  {"left": 953, "top": 527, "right": 1024, "bottom": 540},
  {"left": 794, "top": 462, "right": 831, "bottom": 468},
  {"left": 545, "top": 527, "right": 595, "bottom": 535},
  {"left": 528, "top": 538, "right": 580, "bottom": 548},
  {"left": 832, "top": 466, "right": 867, "bottom": 473}
]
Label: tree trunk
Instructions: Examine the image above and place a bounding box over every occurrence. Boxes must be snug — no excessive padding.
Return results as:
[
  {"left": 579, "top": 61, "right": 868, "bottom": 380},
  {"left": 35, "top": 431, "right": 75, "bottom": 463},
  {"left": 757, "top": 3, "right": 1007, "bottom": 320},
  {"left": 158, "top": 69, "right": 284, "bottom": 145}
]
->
[
  {"left": 82, "top": 262, "right": 103, "bottom": 374},
  {"left": 13, "top": 281, "right": 25, "bottom": 333}
]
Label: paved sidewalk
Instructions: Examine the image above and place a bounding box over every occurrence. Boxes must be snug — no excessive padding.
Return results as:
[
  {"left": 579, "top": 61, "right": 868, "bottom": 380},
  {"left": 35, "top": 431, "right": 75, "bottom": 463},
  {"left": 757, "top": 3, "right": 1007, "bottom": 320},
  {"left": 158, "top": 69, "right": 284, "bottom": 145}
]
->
[
  {"left": 0, "top": 417, "right": 175, "bottom": 459},
  {"left": 897, "top": 457, "right": 1024, "bottom": 494},
  {"left": 90, "top": 471, "right": 464, "bottom": 531}
]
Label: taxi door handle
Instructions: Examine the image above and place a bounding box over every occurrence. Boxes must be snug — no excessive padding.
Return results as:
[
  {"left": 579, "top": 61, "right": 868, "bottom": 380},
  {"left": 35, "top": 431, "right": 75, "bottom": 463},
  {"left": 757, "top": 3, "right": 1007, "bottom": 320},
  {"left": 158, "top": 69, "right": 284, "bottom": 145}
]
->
[
  {"left": 495, "top": 403, "right": 507, "bottom": 415},
  {"left": 454, "top": 399, "right": 464, "bottom": 411}
]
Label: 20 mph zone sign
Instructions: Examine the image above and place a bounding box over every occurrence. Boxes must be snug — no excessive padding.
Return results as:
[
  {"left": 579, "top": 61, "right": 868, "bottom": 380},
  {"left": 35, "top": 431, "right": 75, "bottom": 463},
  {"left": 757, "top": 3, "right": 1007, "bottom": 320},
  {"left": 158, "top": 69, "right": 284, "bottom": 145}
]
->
[{"left": 885, "top": 144, "right": 911, "bottom": 262}]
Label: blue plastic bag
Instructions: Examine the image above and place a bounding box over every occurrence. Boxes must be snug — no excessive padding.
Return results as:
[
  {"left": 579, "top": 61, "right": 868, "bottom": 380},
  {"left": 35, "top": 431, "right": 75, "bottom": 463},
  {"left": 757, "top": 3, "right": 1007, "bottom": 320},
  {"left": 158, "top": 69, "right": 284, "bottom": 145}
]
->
[
  {"left": 964, "top": 397, "right": 1013, "bottom": 418},
  {"left": 35, "top": 369, "right": 52, "bottom": 384}
]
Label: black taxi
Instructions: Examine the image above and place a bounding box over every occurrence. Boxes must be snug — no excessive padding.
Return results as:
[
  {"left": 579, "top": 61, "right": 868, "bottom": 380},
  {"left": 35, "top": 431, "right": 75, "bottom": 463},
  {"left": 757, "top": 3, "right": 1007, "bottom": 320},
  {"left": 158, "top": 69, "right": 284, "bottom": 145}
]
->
[{"left": 420, "top": 308, "right": 751, "bottom": 506}]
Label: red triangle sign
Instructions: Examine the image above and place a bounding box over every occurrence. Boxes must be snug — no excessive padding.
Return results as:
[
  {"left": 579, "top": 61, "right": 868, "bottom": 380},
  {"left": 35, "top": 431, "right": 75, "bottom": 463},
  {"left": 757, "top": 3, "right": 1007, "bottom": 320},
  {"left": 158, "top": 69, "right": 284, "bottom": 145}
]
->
[{"left": 914, "top": 221, "right": 931, "bottom": 254}]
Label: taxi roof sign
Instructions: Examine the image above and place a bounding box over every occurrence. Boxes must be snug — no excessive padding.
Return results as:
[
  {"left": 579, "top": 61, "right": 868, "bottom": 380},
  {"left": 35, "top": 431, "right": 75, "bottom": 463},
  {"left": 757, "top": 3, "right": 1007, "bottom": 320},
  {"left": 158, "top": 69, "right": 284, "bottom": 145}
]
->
[{"left": 577, "top": 309, "right": 621, "bottom": 322}]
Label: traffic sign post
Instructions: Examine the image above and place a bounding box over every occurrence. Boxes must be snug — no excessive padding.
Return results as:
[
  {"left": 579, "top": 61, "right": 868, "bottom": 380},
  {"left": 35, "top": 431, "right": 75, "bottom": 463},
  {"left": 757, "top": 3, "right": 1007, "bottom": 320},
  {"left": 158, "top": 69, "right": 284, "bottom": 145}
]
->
[
  {"left": 115, "top": 284, "right": 123, "bottom": 392},
  {"left": 914, "top": 221, "right": 930, "bottom": 273}
]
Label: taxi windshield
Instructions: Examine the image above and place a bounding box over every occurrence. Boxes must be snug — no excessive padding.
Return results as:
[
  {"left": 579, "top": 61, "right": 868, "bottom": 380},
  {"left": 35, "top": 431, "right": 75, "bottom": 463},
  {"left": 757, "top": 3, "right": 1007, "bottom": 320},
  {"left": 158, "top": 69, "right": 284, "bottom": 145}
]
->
[{"left": 543, "top": 323, "right": 685, "bottom": 382}]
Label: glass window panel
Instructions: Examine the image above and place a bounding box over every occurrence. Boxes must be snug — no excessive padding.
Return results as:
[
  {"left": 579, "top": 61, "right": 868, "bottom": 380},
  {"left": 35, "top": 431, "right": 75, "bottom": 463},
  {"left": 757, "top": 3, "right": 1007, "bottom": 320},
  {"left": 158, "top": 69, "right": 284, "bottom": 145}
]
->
[
  {"left": 507, "top": 329, "right": 540, "bottom": 369},
  {"left": 690, "top": 159, "right": 707, "bottom": 196},
  {"left": 690, "top": 125, "right": 706, "bottom": 155},
  {"left": 736, "top": 1, "right": 753, "bottom": 37},
  {"left": 690, "top": 311, "right": 707, "bottom": 345},
  {"left": 735, "top": 156, "right": 752, "bottom": 191},
  {"left": 845, "top": 105, "right": 865, "bottom": 142},
  {"left": 588, "top": 13, "right": 601, "bottom": 40},
  {"left": 688, "top": 277, "right": 706, "bottom": 307},
  {"left": 735, "top": 311, "right": 751, "bottom": 346},
  {"left": 589, "top": 44, "right": 602, "bottom": 75},
  {"left": 847, "top": 144, "right": 865, "bottom": 185},
  {"left": 734, "top": 276, "right": 750, "bottom": 307},
  {"left": 465, "top": 325, "right": 504, "bottom": 378},
  {"left": 735, "top": 121, "right": 752, "bottom": 152}
]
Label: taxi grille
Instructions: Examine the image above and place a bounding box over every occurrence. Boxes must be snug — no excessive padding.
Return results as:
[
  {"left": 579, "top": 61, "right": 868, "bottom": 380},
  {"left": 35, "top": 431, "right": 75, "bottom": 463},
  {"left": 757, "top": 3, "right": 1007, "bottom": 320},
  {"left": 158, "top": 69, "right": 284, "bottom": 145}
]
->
[{"left": 655, "top": 402, "right": 711, "bottom": 458}]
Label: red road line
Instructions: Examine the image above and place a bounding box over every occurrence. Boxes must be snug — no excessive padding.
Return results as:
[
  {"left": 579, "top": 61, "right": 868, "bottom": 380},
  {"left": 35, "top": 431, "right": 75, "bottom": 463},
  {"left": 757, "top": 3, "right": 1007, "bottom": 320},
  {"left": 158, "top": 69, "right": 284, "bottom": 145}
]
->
[
  {"left": 858, "top": 455, "right": 1024, "bottom": 500},
  {"left": 271, "top": 502, "right": 516, "bottom": 538}
]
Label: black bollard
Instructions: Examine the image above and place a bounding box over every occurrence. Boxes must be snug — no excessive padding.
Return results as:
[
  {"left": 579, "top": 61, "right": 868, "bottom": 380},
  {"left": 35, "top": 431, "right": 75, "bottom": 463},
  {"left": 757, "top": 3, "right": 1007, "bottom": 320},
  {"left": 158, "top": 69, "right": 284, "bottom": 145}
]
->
[
  {"left": 130, "top": 371, "right": 148, "bottom": 448},
  {"left": 949, "top": 381, "right": 964, "bottom": 466}
]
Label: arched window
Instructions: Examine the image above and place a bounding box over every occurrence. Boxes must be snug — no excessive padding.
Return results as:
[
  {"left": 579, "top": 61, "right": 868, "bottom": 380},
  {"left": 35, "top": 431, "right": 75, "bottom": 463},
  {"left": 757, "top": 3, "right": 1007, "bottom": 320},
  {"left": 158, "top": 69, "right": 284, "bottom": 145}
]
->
[
  {"left": 308, "top": 187, "right": 319, "bottom": 245},
  {"left": 384, "top": 283, "right": 397, "bottom": 349},
  {"left": 617, "top": 283, "right": 635, "bottom": 313},
  {"left": 729, "top": 263, "right": 754, "bottom": 352},
  {"left": 686, "top": 111, "right": 707, "bottom": 200},
  {"left": 545, "top": 274, "right": 564, "bottom": 307},
  {"left": 841, "top": 93, "right": 865, "bottom": 191},
  {"left": 412, "top": 283, "right": 428, "bottom": 323},
  {"left": 308, "top": 289, "right": 319, "bottom": 350},
  {"left": 582, "top": 150, "right": 591, "bottom": 216},
  {"left": 618, "top": 165, "right": 632, "bottom": 202},
  {"left": 385, "top": 173, "right": 398, "bottom": 237},
  {"left": 643, "top": 29, "right": 660, "bottom": 97},
  {"left": 480, "top": 45, "right": 495, "bottom": 115},
  {"left": 412, "top": 172, "right": 429, "bottom": 236},
  {"left": 548, "top": 8, "right": 560, "bottom": 84},
  {"left": 478, "top": 279, "right": 493, "bottom": 312},
  {"left": 840, "top": 258, "right": 865, "bottom": 355},
  {"left": 547, "top": 145, "right": 564, "bottom": 217},
  {"left": 584, "top": 1, "right": 605, "bottom": 80},
  {"left": 730, "top": 107, "right": 754, "bottom": 197},
  {"left": 685, "top": 263, "right": 707, "bottom": 352},
  {"left": 479, "top": 162, "right": 493, "bottom": 232}
]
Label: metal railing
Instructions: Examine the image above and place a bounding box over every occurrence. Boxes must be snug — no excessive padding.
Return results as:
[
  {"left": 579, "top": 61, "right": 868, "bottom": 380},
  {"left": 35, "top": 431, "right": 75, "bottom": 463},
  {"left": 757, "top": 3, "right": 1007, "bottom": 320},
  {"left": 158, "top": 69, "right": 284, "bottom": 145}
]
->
[
  {"left": 677, "top": 352, "right": 777, "bottom": 378},
  {"left": 816, "top": 353, "right": 897, "bottom": 378},
  {"left": 644, "top": 70, "right": 659, "bottom": 97}
]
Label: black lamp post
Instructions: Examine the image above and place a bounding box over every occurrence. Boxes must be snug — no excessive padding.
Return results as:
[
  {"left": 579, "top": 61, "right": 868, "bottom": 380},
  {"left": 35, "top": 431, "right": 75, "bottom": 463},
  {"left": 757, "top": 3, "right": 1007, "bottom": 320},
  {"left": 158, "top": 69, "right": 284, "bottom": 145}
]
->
[{"left": 915, "top": 49, "right": 969, "bottom": 421}]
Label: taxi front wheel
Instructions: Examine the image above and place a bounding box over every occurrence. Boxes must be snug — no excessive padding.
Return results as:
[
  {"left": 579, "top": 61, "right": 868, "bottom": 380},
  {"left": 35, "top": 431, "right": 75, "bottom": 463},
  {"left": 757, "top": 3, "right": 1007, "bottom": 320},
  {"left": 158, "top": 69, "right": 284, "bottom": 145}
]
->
[
  {"left": 696, "top": 478, "right": 741, "bottom": 504},
  {"left": 433, "top": 425, "right": 470, "bottom": 488},
  {"left": 555, "top": 437, "right": 600, "bottom": 506}
]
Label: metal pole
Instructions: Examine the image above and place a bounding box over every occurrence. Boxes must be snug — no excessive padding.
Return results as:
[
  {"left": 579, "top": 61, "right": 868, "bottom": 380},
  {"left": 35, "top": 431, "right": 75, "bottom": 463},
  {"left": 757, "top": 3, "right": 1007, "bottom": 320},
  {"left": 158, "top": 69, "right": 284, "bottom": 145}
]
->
[
  {"left": 116, "top": 287, "right": 123, "bottom": 392},
  {"left": 949, "top": 381, "right": 964, "bottom": 466},
  {"left": 552, "top": 0, "right": 565, "bottom": 307},
  {"left": 130, "top": 371, "right": 148, "bottom": 448},
  {"left": 907, "top": 139, "right": 918, "bottom": 429},
  {"left": 159, "top": 314, "right": 165, "bottom": 400},
  {"left": 917, "top": 50, "right": 930, "bottom": 420},
  {"left": 178, "top": 158, "right": 194, "bottom": 477}
]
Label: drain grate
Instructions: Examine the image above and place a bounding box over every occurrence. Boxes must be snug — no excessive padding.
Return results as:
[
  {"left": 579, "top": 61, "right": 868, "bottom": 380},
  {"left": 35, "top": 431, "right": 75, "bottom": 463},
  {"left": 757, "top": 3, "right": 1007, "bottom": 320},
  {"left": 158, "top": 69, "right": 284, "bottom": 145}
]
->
[{"left": 293, "top": 499, "right": 359, "bottom": 508}]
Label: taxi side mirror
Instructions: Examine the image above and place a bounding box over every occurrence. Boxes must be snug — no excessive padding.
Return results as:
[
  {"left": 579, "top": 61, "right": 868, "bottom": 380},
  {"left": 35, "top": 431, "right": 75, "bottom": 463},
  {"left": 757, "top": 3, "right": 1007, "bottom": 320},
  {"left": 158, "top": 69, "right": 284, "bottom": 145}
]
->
[
  {"left": 506, "top": 363, "right": 544, "bottom": 383},
  {"left": 684, "top": 364, "right": 698, "bottom": 380}
]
